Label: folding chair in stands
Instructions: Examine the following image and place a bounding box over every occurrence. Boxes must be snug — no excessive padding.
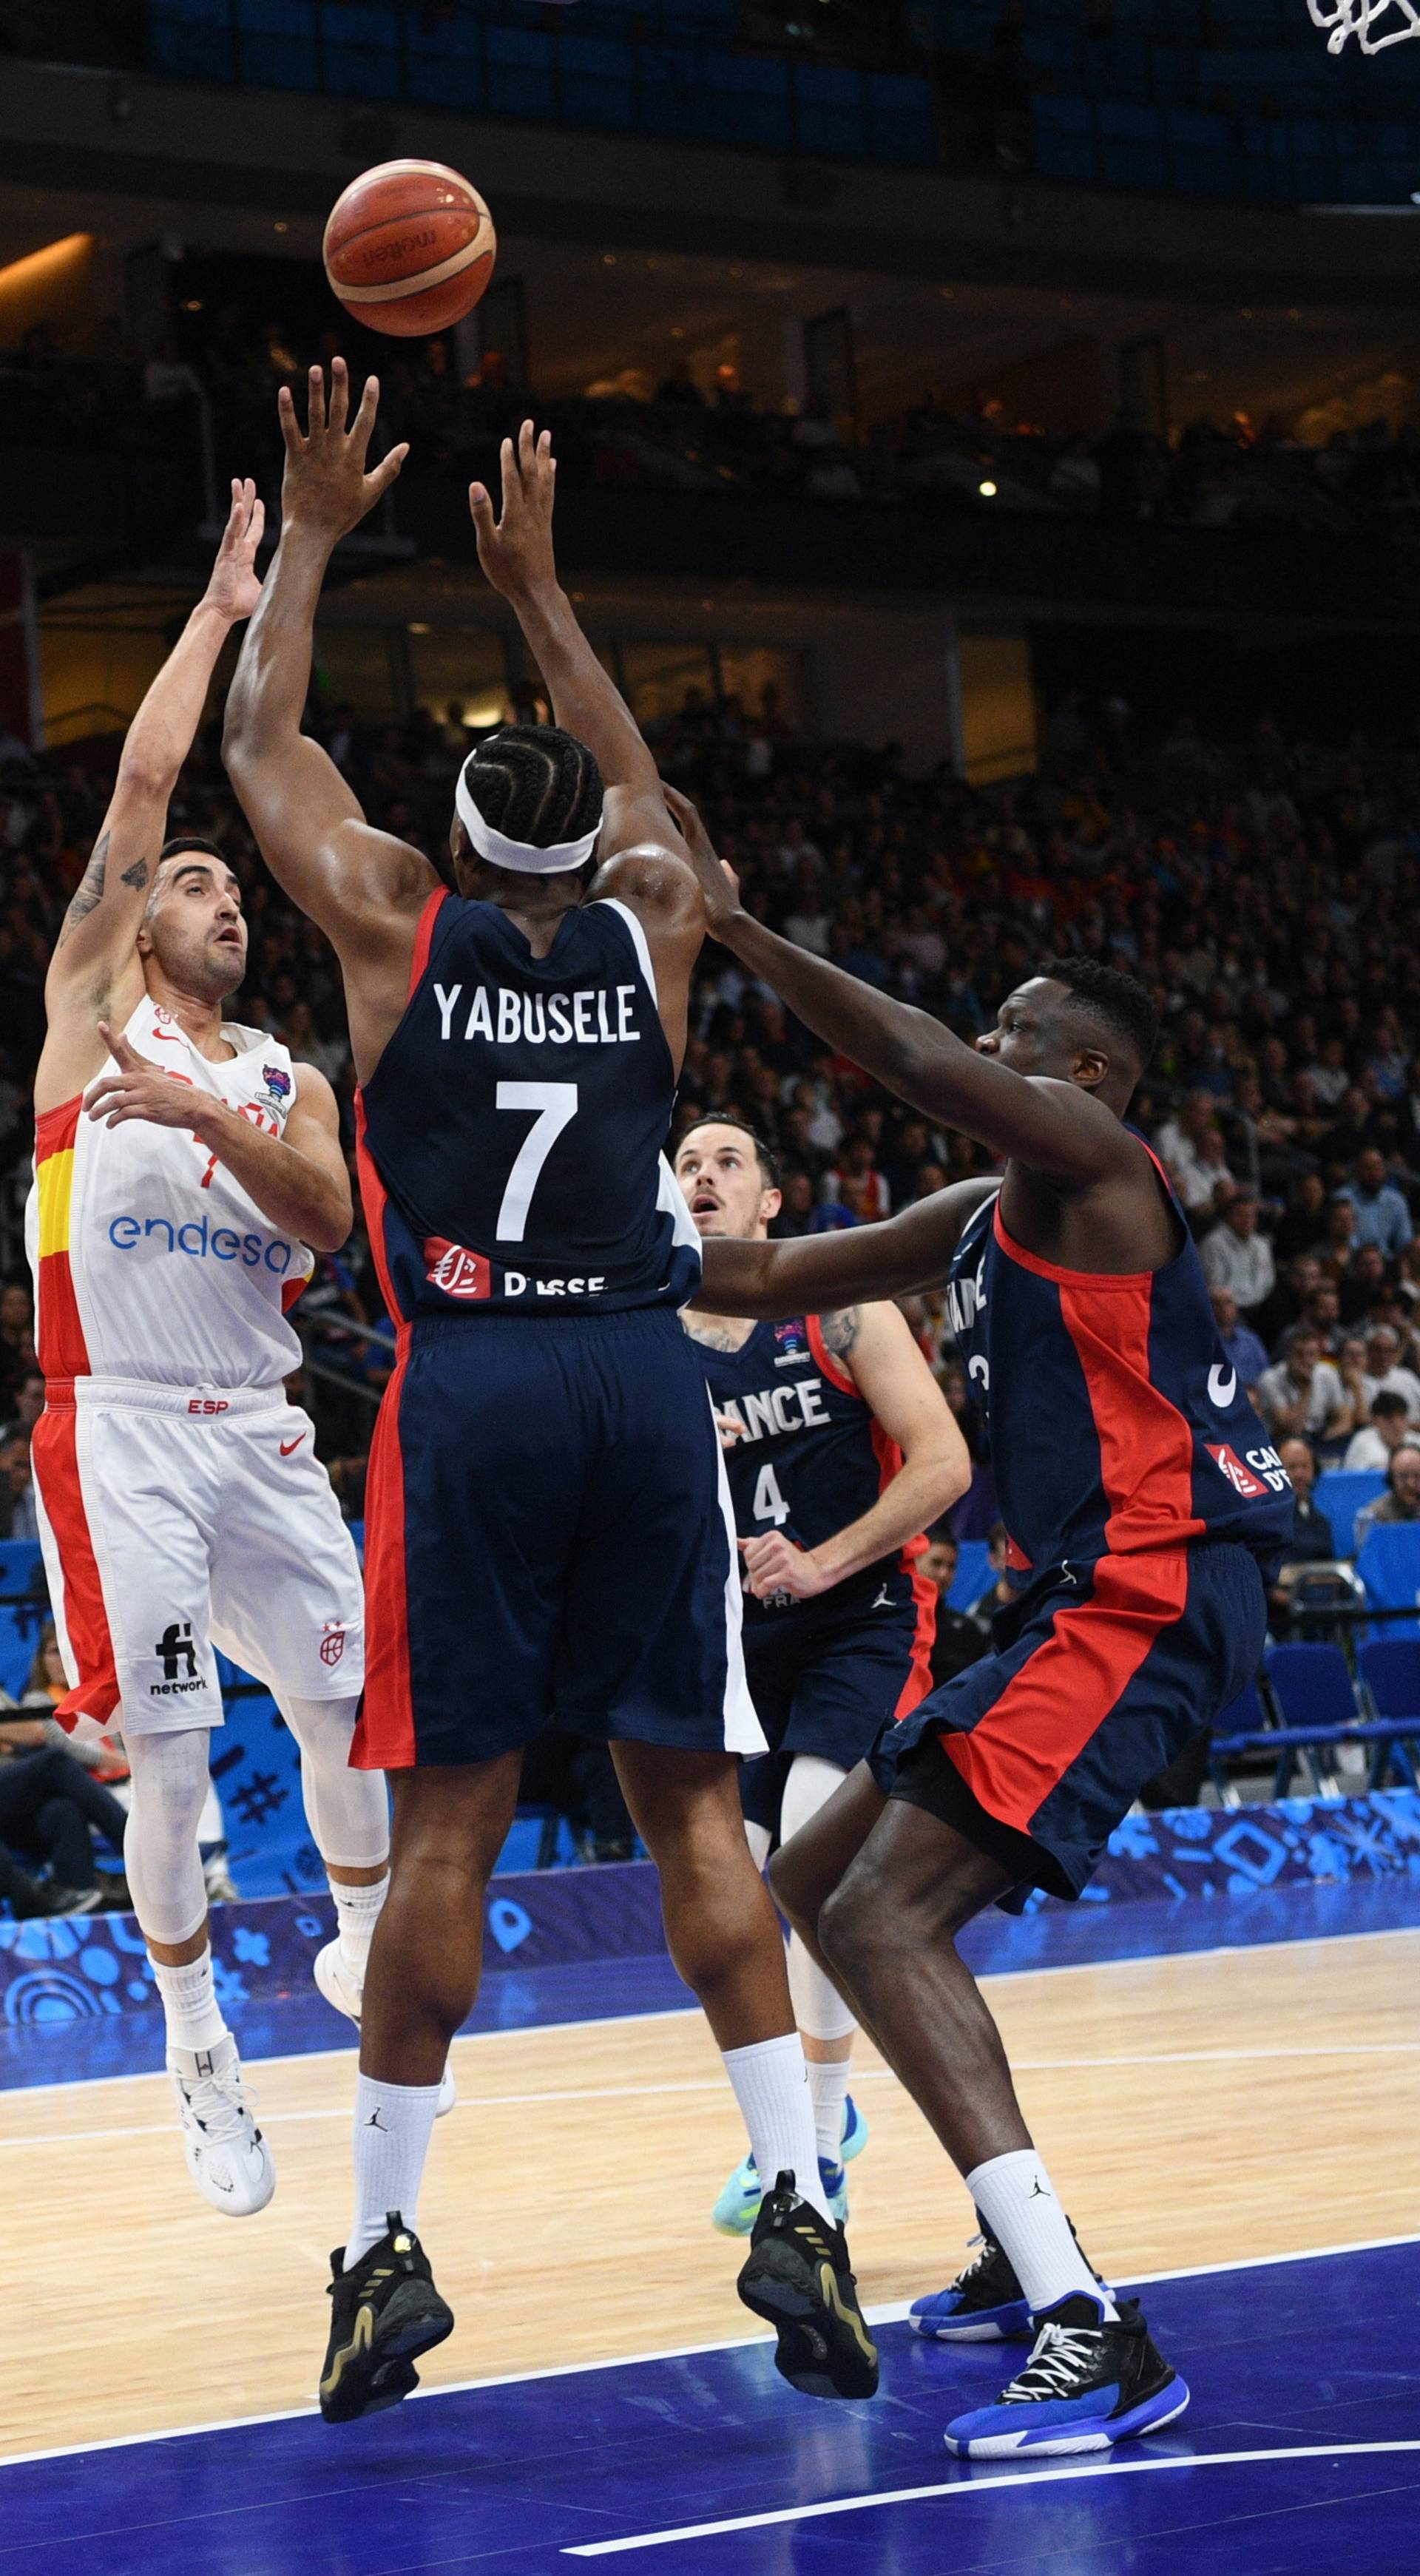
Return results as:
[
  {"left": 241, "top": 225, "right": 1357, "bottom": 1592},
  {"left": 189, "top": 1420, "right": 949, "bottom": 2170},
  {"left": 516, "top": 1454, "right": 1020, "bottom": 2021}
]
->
[
  {"left": 1263, "top": 1642, "right": 1362, "bottom": 1797},
  {"left": 1207, "top": 1677, "right": 1270, "bottom": 1806},
  {"left": 1357, "top": 1640, "right": 1420, "bottom": 1791}
]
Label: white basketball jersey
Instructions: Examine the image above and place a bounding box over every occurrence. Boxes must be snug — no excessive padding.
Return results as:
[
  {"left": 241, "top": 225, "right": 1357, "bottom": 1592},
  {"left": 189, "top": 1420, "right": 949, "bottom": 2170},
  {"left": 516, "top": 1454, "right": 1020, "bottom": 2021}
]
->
[{"left": 27, "top": 998, "right": 315, "bottom": 1390}]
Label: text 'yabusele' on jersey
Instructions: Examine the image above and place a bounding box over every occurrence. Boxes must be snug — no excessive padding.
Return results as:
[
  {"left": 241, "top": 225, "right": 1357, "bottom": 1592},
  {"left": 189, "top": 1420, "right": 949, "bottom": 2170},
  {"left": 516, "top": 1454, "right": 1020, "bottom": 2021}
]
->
[{"left": 358, "top": 891, "right": 703, "bottom": 1322}]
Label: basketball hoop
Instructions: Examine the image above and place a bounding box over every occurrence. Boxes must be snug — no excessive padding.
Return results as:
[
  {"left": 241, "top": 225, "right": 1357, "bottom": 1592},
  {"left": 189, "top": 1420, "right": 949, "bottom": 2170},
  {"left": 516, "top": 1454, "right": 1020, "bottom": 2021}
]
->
[{"left": 1308, "top": 0, "right": 1420, "bottom": 52}]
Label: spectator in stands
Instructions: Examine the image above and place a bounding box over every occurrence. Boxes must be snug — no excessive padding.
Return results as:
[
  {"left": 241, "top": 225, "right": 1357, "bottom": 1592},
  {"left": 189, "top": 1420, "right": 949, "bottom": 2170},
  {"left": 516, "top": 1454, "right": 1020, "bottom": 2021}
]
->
[
  {"left": 1354, "top": 1444, "right": 1420, "bottom": 1551},
  {"left": 13, "top": 1623, "right": 128, "bottom": 1779},
  {"left": 1155, "top": 1090, "right": 1228, "bottom": 1217},
  {"left": 0, "top": 1284, "right": 35, "bottom": 1413},
  {"left": 1343, "top": 1387, "right": 1413, "bottom": 1473},
  {"left": 1275, "top": 1439, "right": 1335, "bottom": 1564},
  {"left": 919, "top": 1527, "right": 990, "bottom": 1687},
  {"left": 0, "top": 1371, "right": 43, "bottom": 1442},
  {"left": 1201, "top": 1191, "right": 1276, "bottom": 1314},
  {"left": 1208, "top": 1288, "right": 1268, "bottom": 1392},
  {"left": 1361, "top": 1324, "right": 1420, "bottom": 1421},
  {"left": 0, "top": 1432, "right": 38, "bottom": 1541},
  {"left": 967, "top": 1523, "right": 1015, "bottom": 1633},
  {"left": 1339, "top": 1147, "right": 1413, "bottom": 1260},
  {"left": 0, "top": 1708, "right": 128, "bottom": 1910},
  {"left": 1254, "top": 1326, "right": 1353, "bottom": 1449},
  {"left": 821, "top": 1131, "right": 890, "bottom": 1220}
]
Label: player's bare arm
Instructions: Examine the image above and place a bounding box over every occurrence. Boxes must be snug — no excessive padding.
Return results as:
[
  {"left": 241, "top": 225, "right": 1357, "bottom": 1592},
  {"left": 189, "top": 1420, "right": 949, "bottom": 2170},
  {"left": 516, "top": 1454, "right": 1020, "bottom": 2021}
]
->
[
  {"left": 741, "top": 1299, "right": 970, "bottom": 1603},
  {"left": 84, "top": 1031, "right": 351, "bottom": 1252},
  {"left": 665, "top": 782, "right": 1154, "bottom": 1226},
  {"left": 222, "top": 359, "right": 436, "bottom": 1083},
  {"left": 694, "top": 1177, "right": 1000, "bottom": 1319},
  {"left": 37, "top": 482, "right": 265, "bottom": 1117},
  {"left": 468, "top": 419, "right": 705, "bottom": 1064}
]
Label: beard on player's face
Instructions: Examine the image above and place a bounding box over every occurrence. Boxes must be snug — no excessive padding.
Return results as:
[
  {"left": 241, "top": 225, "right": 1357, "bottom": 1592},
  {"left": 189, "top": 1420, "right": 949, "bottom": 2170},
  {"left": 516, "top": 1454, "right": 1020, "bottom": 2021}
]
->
[{"left": 147, "top": 919, "right": 248, "bottom": 1004}]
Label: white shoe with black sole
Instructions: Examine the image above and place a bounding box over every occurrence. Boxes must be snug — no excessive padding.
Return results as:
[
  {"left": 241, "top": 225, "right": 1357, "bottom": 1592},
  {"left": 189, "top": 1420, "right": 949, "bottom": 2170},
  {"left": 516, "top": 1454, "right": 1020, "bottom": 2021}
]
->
[{"left": 313, "top": 1939, "right": 456, "bottom": 2116}]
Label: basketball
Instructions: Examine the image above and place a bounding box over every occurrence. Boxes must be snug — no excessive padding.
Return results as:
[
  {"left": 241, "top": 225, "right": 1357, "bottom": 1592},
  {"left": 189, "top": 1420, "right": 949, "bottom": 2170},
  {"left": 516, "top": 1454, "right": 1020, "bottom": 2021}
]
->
[{"left": 322, "top": 159, "right": 496, "bottom": 338}]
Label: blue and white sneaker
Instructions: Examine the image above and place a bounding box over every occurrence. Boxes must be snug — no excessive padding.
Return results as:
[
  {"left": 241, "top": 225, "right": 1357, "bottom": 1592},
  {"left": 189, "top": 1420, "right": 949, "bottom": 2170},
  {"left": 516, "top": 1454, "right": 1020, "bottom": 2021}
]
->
[
  {"left": 943, "top": 2293, "right": 1189, "bottom": 2458},
  {"left": 711, "top": 2097, "right": 868, "bottom": 2237},
  {"left": 911, "top": 2215, "right": 1108, "bottom": 2343}
]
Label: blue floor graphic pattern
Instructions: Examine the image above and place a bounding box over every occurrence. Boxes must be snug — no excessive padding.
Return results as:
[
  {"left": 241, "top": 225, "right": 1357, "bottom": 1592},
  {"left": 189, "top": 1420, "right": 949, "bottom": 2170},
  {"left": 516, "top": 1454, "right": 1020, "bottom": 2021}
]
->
[
  {"left": 7, "top": 1870, "right": 1420, "bottom": 2091},
  {"left": 11, "top": 2239, "right": 1420, "bottom": 2574}
]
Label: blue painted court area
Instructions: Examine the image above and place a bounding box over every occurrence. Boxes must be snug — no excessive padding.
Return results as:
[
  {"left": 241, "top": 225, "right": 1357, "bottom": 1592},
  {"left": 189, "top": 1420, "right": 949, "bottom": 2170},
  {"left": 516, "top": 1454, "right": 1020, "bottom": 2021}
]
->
[{"left": 10, "top": 2238, "right": 1420, "bottom": 2574}]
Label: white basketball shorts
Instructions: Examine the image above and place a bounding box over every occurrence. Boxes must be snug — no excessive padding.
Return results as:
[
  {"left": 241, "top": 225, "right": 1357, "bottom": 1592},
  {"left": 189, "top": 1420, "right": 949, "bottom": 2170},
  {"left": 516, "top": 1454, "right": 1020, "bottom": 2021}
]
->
[{"left": 31, "top": 1376, "right": 365, "bottom": 1739}]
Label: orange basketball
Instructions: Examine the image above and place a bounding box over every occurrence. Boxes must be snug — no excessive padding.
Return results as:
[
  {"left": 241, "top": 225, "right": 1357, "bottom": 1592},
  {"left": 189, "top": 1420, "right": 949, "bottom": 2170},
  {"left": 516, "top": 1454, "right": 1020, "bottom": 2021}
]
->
[{"left": 322, "top": 160, "right": 496, "bottom": 338}]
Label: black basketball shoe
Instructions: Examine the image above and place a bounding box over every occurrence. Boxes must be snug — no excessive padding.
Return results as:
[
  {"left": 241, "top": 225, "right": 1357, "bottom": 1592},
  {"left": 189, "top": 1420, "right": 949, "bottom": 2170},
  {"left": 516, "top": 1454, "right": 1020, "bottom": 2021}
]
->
[
  {"left": 944, "top": 2291, "right": 1189, "bottom": 2457},
  {"left": 319, "top": 2211, "right": 454, "bottom": 2424},
  {"left": 737, "top": 2171, "right": 879, "bottom": 2401},
  {"left": 910, "top": 2211, "right": 1111, "bottom": 2343}
]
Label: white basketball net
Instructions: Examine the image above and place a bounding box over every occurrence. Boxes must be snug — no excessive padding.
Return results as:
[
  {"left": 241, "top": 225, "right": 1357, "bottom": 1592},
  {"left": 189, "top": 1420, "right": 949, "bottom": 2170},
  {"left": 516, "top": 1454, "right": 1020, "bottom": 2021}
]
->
[{"left": 1308, "top": 0, "right": 1420, "bottom": 51}]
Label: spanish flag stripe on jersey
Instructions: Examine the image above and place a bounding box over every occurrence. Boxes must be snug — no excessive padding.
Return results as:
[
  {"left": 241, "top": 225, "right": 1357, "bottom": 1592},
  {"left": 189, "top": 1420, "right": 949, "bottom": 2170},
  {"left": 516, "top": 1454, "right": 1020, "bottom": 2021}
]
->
[{"left": 33, "top": 1095, "right": 89, "bottom": 1381}]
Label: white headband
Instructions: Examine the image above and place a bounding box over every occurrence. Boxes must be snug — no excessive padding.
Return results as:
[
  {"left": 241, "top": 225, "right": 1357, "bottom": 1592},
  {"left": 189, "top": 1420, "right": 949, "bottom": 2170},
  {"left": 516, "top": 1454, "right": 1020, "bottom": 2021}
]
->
[{"left": 455, "top": 767, "right": 602, "bottom": 876}]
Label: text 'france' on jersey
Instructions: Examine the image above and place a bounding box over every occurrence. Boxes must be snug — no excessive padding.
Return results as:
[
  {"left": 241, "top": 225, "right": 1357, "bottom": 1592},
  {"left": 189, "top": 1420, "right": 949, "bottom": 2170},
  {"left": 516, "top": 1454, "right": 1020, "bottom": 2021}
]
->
[
  {"left": 942, "top": 1143, "right": 1294, "bottom": 1579},
  {"left": 357, "top": 889, "right": 702, "bottom": 1322},
  {"left": 697, "top": 1313, "right": 926, "bottom": 1623}
]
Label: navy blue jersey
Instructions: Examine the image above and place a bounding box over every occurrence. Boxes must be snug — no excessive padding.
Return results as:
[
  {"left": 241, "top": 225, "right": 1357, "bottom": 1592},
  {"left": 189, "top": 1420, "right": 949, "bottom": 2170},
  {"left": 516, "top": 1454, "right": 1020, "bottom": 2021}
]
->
[
  {"left": 358, "top": 889, "right": 700, "bottom": 1320},
  {"left": 942, "top": 1145, "right": 1294, "bottom": 1580},
  {"left": 696, "top": 1312, "right": 928, "bottom": 1625}
]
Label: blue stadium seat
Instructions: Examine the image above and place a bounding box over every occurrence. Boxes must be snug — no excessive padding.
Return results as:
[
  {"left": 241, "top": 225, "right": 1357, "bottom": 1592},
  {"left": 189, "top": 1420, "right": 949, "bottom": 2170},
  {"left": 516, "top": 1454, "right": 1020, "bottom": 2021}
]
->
[
  {"left": 791, "top": 61, "right": 867, "bottom": 158},
  {"left": 947, "top": 1541, "right": 992, "bottom": 1613},
  {"left": 1314, "top": 1469, "right": 1384, "bottom": 1553},
  {"left": 0, "top": 1595, "right": 46, "bottom": 1697},
  {"left": 1359, "top": 1637, "right": 1420, "bottom": 1723},
  {"left": 559, "top": 36, "right": 639, "bottom": 132},
  {"left": 322, "top": 3, "right": 400, "bottom": 100},
  {"left": 1356, "top": 1524, "right": 1420, "bottom": 1634},
  {"left": 0, "top": 1541, "right": 44, "bottom": 1595},
  {"left": 1264, "top": 1642, "right": 1359, "bottom": 1731},
  {"left": 486, "top": 25, "right": 555, "bottom": 120}
]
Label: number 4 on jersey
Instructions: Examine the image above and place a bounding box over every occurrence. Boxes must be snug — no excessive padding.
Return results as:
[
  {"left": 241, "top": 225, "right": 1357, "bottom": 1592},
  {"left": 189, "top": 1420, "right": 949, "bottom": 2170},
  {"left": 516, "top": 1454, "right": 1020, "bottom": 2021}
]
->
[{"left": 752, "top": 1462, "right": 790, "bottom": 1526}]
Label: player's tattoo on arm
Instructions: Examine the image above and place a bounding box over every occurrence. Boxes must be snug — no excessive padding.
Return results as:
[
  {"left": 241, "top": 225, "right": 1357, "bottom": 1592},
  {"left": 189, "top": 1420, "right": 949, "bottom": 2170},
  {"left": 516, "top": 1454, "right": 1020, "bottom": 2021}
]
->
[
  {"left": 119, "top": 856, "right": 149, "bottom": 892},
  {"left": 681, "top": 1315, "right": 746, "bottom": 1352},
  {"left": 56, "top": 834, "right": 109, "bottom": 947},
  {"left": 821, "top": 1307, "right": 862, "bottom": 1362}
]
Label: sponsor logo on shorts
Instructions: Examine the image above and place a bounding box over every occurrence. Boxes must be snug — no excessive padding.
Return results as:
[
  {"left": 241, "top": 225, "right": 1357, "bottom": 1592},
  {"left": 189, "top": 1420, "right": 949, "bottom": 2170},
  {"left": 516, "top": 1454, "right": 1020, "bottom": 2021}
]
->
[
  {"left": 151, "top": 1619, "right": 204, "bottom": 1696},
  {"left": 1206, "top": 1442, "right": 1283, "bottom": 1504},
  {"left": 424, "top": 1236, "right": 491, "bottom": 1301},
  {"left": 320, "top": 1623, "right": 346, "bottom": 1668}
]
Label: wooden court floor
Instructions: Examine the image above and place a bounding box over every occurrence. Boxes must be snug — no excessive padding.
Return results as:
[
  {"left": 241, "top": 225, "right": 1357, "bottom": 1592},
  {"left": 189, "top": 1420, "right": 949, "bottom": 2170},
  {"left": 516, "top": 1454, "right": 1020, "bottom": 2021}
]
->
[{"left": 7, "top": 1924, "right": 1420, "bottom": 2460}]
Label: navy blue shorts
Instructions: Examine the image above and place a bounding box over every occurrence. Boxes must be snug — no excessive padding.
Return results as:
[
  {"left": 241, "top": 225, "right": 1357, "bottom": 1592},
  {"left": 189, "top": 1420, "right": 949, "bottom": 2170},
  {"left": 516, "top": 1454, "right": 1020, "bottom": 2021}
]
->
[
  {"left": 868, "top": 1541, "right": 1267, "bottom": 1900},
  {"left": 739, "top": 1575, "right": 935, "bottom": 1837},
  {"left": 352, "top": 1308, "right": 763, "bottom": 1769}
]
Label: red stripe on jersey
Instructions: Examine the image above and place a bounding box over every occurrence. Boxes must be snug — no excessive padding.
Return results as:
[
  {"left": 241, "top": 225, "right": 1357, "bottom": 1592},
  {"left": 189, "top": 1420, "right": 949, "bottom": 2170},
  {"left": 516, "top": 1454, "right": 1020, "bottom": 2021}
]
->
[
  {"left": 30, "top": 1401, "right": 121, "bottom": 1731},
  {"left": 33, "top": 1095, "right": 90, "bottom": 1381},
  {"left": 408, "top": 885, "right": 448, "bottom": 999},
  {"left": 993, "top": 1200, "right": 1152, "bottom": 1292},
  {"left": 1056, "top": 1274, "right": 1203, "bottom": 1555},
  {"left": 807, "top": 1311, "right": 856, "bottom": 1396},
  {"left": 354, "top": 1091, "right": 403, "bottom": 1328},
  {"left": 941, "top": 1547, "right": 1189, "bottom": 1832},
  {"left": 281, "top": 1274, "right": 308, "bottom": 1315},
  {"left": 896, "top": 1552, "right": 938, "bottom": 1718},
  {"left": 351, "top": 1329, "right": 416, "bottom": 1771}
]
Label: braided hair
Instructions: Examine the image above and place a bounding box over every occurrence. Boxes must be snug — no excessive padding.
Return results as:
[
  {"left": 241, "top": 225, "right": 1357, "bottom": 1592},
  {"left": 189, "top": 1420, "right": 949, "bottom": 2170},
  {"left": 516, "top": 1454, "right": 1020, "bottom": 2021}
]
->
[{"left": 459, "top": 724, "right": 603, "bottom": 856}]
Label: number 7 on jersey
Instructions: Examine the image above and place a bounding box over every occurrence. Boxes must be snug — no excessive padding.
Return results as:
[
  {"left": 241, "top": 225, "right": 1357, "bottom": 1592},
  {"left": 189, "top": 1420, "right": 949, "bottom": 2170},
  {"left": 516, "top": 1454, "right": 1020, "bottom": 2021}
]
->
[{"left": 495, "top": 1082, "right": 578, "bottom": 1242}]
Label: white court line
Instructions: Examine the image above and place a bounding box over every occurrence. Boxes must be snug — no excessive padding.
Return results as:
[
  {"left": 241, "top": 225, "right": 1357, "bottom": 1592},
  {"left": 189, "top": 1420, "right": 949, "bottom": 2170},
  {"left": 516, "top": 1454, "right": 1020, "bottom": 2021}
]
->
[
  {"left": 8, "top": 2038, "right": 1420, "bottom": 2154},
  {"left": 561, "top": 2441, "right": 1420, "bottom": 2556},
  {"left": 6, "top": 1913, "right": 1420, "bottom": 2107},
  {"left": 4, "top": 2227, "right": 1419, "bottom": 2473}
]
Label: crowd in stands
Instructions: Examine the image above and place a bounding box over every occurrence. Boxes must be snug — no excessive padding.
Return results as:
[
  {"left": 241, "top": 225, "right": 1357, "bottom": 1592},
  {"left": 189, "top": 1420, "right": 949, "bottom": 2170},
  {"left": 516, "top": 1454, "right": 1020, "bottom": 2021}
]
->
[{"left": 10, "top": 317, "right": 1420, "bottom": 543}]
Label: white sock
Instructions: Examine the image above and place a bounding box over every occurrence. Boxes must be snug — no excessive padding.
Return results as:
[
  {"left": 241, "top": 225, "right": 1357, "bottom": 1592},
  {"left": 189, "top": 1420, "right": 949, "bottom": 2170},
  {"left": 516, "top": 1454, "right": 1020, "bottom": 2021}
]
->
[
  {"left": 331, "top": 1873, "right": 388, "bottom": 1984},
  {"left": 807, "top": 2055, "right": 852, "bottom": 2169},
  {"left": 348, "top": 2072, "right": 442, "bottom": 2265},
  {"left": 722, "top": 2033, "right": 833, "bottom": 2227},
  {"left": 152, "top": 1946, "right": 228, "bottom": 2059},
  {"left": 967, "top": 2149, "right": 1118, "bottom": 2321}
]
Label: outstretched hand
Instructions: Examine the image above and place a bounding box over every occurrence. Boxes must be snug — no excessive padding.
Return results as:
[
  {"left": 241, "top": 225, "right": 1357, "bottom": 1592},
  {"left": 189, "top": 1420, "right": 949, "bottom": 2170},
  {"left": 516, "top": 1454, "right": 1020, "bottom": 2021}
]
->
[
  {"left": 277, "top": 358, "right": 409, "bottom": 541},
  {"left": 203, "top": 479, "right": 266, "bottom": 623},
  {"left": 659, "top": 782, "right": 741, "bottom": 936},
  {"left": 468, "top": 419, "right": 558, "bottom": 601},
  {"left": 84, "top": 1025, "right": 207, "bottom": 1133}
]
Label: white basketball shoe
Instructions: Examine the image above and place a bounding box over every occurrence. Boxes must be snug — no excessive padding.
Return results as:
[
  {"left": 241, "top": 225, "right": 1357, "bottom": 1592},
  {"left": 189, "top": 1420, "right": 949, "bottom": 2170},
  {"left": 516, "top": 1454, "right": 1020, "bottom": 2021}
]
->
[
  {"left": 313, "top": 1939, "right": 456, "bottom": 2117},
  {"left": 169, "top": 2034, "right": 275, "bottom": 2216}
]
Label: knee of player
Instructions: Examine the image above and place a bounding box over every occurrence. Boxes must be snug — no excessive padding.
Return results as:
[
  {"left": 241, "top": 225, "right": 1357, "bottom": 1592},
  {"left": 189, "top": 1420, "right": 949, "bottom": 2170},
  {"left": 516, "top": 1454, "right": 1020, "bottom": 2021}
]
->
[
  {"left": 766, "top": 1837, "right": 819, "bottom": 1937},
  {"left": 817, "top": 1861, "right": 893, "bottom": 1982}
]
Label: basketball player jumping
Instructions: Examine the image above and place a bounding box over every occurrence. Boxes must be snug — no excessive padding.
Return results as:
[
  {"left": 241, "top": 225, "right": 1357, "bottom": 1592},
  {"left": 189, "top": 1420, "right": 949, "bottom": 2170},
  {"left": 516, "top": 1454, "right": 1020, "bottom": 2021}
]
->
[
  {"left": 223, "top": 372, "right": 876, "bottom": 2421},
  {"left": 672, "top": 1115, "right": 967, "bottom": 2236},
  {"left": 671, "top": 793, "right": 1294, "bottom": 2457},
  {"left": 30, "top": 486, "right": 393, "bottom": 2215}
]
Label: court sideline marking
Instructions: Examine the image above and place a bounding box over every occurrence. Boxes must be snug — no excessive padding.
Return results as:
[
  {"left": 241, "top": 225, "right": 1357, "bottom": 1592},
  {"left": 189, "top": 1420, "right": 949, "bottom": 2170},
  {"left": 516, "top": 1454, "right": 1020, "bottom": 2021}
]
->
[
  {"left": 561, "top": 2440, "right": 1420, "bottom": 2557},
  {"left": 4, "top": 2228, "right": 1419, "bottom": 2472},
  {"left": 4, "top": 2037, "right": 1420, "bottom": 2152}
]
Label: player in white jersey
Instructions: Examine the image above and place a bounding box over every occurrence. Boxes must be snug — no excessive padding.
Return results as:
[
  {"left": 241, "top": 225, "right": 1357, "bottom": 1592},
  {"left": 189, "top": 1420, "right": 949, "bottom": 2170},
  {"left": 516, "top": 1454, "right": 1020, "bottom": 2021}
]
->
[{"left": 29, "top": 485, "right": 393, "bottom": 2215}]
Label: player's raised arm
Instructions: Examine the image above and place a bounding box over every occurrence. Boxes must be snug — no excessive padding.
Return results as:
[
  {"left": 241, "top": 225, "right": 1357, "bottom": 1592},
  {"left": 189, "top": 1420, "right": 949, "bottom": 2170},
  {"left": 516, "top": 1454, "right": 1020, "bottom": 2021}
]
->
[
  {"left": 663, "top": 788, "right": 1139, "bottom": 1193},
  {"left": 694, "top": 1178, "right": 999, "bottom": 1318},
  {"left": 223, "top": 360, "right": 435, "bottom": 984},
  {"left": 38, "top": 482, "right": 263, "bottom": 1104}
]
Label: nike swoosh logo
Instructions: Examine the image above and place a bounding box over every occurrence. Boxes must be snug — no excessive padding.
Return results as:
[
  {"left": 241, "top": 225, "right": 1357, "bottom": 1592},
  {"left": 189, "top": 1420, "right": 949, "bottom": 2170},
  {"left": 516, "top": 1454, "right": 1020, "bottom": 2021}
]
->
[
  {"left": 1208, "top": 1365, "right": 1237, "bottom": 1407},
  {"left": 280, "top": 1436, "right": 306, "bottom": 1456}
]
